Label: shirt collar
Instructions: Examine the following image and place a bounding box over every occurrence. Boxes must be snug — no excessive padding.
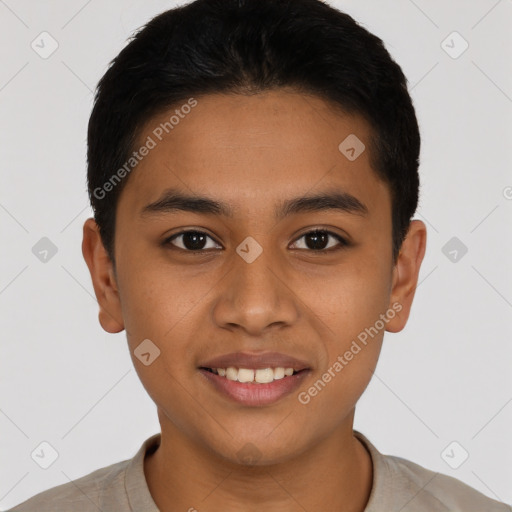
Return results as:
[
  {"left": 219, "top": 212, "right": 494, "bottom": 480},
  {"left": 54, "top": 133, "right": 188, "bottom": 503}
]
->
[
  {"left": 354, "top": 430, "right": 393, "bottom": 511},
  {"left": 124, "top": 433, "right": 161, "bottom": 512}
]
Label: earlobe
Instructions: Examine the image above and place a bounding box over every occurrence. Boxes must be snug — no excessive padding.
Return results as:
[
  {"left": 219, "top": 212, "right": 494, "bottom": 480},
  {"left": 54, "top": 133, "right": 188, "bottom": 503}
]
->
[
  {"left": 385, "top": 220, "right": 427, "bottom": 333},
  {"left": 81, "top": 218, "right": 125, "bottom": 333}
]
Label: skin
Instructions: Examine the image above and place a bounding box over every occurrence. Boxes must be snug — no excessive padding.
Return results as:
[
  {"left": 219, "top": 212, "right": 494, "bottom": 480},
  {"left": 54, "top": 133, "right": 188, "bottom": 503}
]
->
[{"left": 82, "top": 89, "right": 426, "bottom": 512}]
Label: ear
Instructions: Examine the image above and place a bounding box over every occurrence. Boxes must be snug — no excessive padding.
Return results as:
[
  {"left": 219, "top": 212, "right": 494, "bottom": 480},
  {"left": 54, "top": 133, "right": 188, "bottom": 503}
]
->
[
  {"left": 385, "top": 220, "right": 427, "bottom": 333},
  {"left": 81, "top": 218, "right": 124, "bottom": 333}
]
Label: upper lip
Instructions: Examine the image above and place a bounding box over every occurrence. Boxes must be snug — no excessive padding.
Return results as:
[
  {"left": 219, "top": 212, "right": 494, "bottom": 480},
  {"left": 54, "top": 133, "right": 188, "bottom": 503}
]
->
[{"left": 199, "top": 351, "right": 310, "bottom": 371}]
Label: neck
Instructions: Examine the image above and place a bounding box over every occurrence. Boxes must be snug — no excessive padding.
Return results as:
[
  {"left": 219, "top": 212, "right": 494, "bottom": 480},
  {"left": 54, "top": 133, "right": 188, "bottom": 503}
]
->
[{"left": 144, "top": 410, "right": 373, "bottom": 512}]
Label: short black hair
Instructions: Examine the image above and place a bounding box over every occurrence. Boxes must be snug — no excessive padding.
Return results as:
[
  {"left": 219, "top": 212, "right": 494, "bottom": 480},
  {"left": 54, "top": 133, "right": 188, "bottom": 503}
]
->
[{"left": 87, "top": 0, "right": 420, "bottom": 264}]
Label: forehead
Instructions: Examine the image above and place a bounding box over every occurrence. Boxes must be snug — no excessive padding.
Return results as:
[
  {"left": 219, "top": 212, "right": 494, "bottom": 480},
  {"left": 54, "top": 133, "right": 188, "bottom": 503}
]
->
[{"left": 120, "top": 90, "right": 388, "bottom": 216}]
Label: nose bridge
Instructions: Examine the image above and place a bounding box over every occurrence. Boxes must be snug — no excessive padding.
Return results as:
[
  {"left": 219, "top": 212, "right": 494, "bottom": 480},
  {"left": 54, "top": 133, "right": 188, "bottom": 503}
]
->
[
  {"left": 237, "top": 248, "right": 277, "bottom": 300},
  {"left": 233, "top": 240, "right": 282, "bottom": 311},
  {"left": 212, "top": 238, "right": 299, "bottom": 333}
]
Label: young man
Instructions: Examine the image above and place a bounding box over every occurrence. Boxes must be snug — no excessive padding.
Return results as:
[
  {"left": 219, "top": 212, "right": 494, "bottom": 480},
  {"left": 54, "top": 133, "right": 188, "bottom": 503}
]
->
[{"left": 9, "top": 0, "right": 510, "bottom": 510}]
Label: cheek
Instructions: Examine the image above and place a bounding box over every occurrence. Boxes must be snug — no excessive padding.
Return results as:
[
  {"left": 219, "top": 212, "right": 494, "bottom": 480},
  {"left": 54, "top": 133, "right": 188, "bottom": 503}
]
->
[
  {"left": 115, "top": 261, "right": 207, "bottom": 419},
  {"left": 297, "top": 250, "right": 391, "bottom": 394},
  {"left": 296, "top": 273, "right": 387, "bottom": 427},
  {"left": 300, "top": 256, "right": 392, "bottom": 337},
  {"left": 116, "top": 251, "right": 210, "bottom": 342}
]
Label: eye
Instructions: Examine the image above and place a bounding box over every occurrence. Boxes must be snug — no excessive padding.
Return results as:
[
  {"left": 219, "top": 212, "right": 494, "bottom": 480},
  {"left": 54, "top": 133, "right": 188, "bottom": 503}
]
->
[
  {"left": 163, "top": 230, "right": 222, "bottom": 252},
  {"left": 290, "top": 229, "right": 348, "bottom": 252},
  {"left": 163, "top": 228, "right": 349, "bottom": 253}
]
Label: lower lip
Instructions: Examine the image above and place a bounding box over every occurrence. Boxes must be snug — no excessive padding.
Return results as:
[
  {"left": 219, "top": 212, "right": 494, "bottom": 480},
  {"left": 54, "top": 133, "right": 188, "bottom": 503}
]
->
[{"left": 199, "top": 369, "right": 310, "bottom": 406}]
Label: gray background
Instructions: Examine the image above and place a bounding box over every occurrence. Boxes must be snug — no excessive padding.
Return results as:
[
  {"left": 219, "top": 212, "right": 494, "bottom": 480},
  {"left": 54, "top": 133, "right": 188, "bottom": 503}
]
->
[{"left": 1, "top": 0, "right": 511, "bottom": 508}]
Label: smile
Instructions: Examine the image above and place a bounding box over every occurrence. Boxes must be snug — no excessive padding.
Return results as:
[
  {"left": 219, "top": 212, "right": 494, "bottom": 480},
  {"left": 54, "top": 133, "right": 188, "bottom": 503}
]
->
[{"left": 199, "top": 366, "right": 310, "bottom": 406}]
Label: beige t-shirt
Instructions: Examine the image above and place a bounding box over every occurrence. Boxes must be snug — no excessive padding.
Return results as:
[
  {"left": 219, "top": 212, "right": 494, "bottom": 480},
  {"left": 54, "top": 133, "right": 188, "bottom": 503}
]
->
[{"left": 8, "top": 431, "right": 511, "bottom": 511}]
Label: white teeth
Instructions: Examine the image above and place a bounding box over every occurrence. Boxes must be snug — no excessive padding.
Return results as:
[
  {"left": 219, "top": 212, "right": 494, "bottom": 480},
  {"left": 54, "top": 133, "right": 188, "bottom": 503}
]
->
[
  {"left": 212, "top": 367, "right": 297, "bottom": 383},
  {"left": 237, "top": 368, "right": 255, "bottom": 383},
  {"left": 273, "top": 367, "right": 285, "bottom": 380},
  {"left": 226, "top": 367, "right": 238, "bottom": 381},
  {"left": 255, "top": 368, "right": 274, "bottom": 383}
]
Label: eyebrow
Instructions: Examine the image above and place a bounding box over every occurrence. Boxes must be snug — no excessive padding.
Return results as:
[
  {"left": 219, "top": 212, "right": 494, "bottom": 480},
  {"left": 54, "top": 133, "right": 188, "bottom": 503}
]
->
[{"left": 140, "top": 187, "right": 368, "bottom": 220}]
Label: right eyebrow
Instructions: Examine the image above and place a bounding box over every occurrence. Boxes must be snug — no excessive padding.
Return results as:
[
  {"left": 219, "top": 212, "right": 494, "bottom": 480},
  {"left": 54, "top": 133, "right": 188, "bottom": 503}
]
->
[{"left": 141, "top": 188, "right": 233, "bottom": 218}]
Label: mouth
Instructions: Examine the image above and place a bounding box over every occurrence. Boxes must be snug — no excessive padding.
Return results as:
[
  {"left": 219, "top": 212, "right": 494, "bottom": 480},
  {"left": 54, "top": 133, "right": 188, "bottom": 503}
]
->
[
  {"left": 198, "top": 366, "right": 311, "bottom": 407},
  {"left": 198, "top": 351, "right": 311, "bottom": 406}
]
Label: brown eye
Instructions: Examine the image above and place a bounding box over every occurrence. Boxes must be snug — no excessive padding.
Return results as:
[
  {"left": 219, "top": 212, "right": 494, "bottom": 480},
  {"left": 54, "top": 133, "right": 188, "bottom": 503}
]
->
[
  {"left": 164, "top": 230, "right": 222, "bottom": 251},
  {"left": 290, "top": 230, "right": 348, "bottom": 252}
]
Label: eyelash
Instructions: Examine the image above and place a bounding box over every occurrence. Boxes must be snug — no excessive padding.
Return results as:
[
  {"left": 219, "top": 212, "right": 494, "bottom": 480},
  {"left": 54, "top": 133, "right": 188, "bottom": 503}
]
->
[{"left": 162, "top": 229, "right": 349, "bottom": 254}]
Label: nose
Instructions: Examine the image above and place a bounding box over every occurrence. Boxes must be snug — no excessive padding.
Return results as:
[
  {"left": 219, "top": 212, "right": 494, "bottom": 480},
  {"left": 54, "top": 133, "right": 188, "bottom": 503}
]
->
[{"left": 211, "top": 243, "right": 300, "bottom": 336}]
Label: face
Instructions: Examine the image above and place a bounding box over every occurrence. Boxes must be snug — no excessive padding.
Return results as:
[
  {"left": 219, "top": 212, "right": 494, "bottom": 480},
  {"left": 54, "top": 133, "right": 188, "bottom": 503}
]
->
[{"left": 83, "top": 89, "right": 426, "bottom": 465}]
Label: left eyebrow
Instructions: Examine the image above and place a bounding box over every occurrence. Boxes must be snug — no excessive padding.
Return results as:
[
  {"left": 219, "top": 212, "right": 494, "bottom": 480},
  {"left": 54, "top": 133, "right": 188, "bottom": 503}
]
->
[
  {"left": 275, "top": 190, "right": 368, "bottom": 219},
  {"left": 140, "top": 187, "right": 368, "bottom": 219}
]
